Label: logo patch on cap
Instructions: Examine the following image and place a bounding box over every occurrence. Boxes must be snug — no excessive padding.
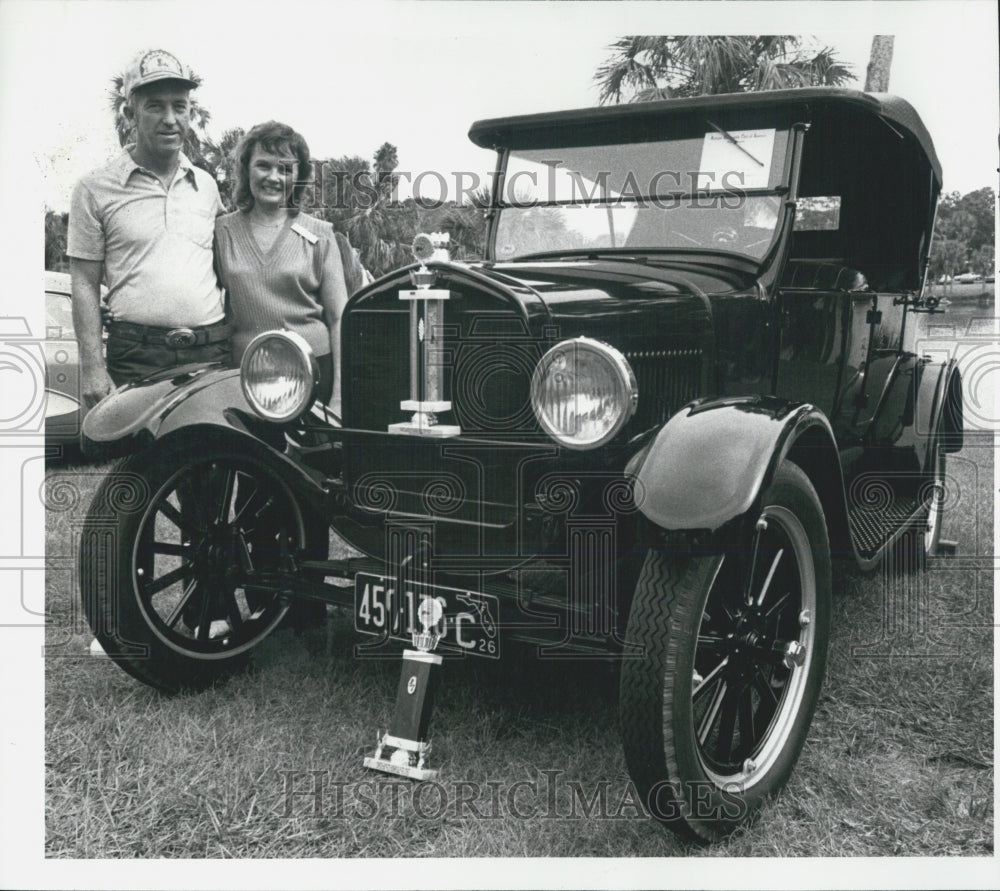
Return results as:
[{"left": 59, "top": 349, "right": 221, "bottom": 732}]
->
[
  {"left": 123, "top": 48, "right": 196, "bottom": 97},
  {"left": 139, "top": 50, "right": 184, "bottom": 77}
]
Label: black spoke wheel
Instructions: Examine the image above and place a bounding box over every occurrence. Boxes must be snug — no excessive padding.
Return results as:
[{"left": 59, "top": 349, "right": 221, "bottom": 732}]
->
[
  {"left": 620, "top": 462, "right": 831, "bottom": 842},
  {"left": 80, "top": 438, "right": 322, "bottom": 693}
]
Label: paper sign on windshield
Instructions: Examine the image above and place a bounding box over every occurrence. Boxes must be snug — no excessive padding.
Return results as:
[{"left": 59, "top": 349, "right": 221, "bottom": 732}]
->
[{"left": 698, "top": 128, "right": 776, "bottom": 190}]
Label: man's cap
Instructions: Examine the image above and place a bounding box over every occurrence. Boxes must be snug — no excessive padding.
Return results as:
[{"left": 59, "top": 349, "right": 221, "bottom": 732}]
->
[{"left": 122, "top": 49, "right": 198, "bottom": 98}]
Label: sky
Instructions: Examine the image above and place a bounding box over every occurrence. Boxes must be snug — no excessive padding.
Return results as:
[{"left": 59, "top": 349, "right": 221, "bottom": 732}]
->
[
  {"left": 4, "top": 0, "right": 998, "bottom": 214},
  {"left": 0, "top": 1, "right": 998, "bottom": 888}
]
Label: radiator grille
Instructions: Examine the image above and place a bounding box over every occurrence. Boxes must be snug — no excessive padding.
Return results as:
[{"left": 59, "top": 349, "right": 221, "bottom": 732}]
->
[
  {"left": 343, "top": 292, "right": 705, "bottom": 438},
  {"left": 624, "top": 347, "right": 703, "bottom": 433}
]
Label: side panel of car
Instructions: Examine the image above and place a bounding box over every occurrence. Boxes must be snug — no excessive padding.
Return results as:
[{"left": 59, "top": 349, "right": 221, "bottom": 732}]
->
[{"left": 44, "top": 287, "right": 84, "bottom": 441}]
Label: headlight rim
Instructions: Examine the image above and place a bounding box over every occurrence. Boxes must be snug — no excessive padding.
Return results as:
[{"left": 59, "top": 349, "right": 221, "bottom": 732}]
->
[
  {"left": 530, "top": 336, "right": 638, "bottom": 450},
  {"left": 240, "top": 329, "right": 319, "bottom": 422}
]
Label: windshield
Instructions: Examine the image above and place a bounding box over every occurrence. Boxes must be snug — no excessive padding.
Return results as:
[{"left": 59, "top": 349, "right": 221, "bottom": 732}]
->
[{"left": 492, "top": 125, "right": 790, "bottom": 262}]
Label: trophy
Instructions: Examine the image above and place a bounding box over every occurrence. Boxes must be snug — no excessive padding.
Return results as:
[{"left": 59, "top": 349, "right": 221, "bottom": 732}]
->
[
  {"left": 387, "top": 233, "right": 461, "bottom": 437},
  {"left": 363, "top": 596, "right": 446, "bottom": 780}
]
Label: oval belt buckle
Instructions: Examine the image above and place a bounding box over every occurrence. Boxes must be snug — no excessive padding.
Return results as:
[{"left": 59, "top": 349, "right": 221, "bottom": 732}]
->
[{"left": 165, "top": 327, "right": 197, "bottom": 348}]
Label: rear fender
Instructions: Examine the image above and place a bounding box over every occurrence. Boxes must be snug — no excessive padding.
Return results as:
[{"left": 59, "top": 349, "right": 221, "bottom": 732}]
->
[
  {"left": 869, "top": 354, "right": 963, "bottom": 471},
  {"left": 916, "top": 357, "right": 963, "bottom": 457},
  {"left": 81, "top": 364, "right": 283, "bottom": 461},
  {"left": 630, "top": 395, "right": 851, "bottom": 552}
]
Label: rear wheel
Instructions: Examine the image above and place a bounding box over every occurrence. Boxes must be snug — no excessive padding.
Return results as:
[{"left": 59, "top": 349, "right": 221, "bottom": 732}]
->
[
  {"left": 895, "top": 417, "right": 948, "bottom": 572},
  {"left": 80, "top": 439, "right": 323, "bottom": 693},
  {"left": 620, "top": 462, "right": 831, "bottom": 841}
]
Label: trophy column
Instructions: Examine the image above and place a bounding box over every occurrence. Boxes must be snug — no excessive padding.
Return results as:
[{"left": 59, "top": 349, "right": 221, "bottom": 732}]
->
[
  {"left": 363, "top": 598, "right": 445, "bottom": 781},
  {"left": 387, "top": 233, "right": 460, "bottom": 438}
]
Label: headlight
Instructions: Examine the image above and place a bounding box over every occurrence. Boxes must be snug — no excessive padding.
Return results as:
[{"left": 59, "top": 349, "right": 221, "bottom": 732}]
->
[
  {"left": 530, "top": 337, "right": 638, "bottom": 449},
  {"left": 240, "top": 330, "right": 318, "bottom": 421}
]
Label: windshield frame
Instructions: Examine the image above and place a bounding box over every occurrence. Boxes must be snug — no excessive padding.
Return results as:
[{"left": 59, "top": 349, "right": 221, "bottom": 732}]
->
[{"left": 485, "top": 118, "right": 800, "bottom": 269}]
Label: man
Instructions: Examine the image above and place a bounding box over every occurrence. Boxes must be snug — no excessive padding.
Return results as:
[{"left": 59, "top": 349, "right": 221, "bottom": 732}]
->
[
  {"left": 70, "top": 50, "right": 235, "bottom": 655},
  {"left": 68, "top": 48, "right": 230, "bottom": 407}
]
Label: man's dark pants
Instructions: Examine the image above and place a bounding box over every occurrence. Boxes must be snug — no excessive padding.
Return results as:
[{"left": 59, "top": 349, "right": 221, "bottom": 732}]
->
[
  {"left": 106, "top": 334, "right": 231, "bottom": 387},
  {"left": 105, "top": 327, "right": 233, "bottom": 631}
]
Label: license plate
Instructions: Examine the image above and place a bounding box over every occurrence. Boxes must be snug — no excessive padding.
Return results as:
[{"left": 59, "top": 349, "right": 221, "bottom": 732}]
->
[{"left": 354, "top": 573, "right": 500, "bottom": 658}]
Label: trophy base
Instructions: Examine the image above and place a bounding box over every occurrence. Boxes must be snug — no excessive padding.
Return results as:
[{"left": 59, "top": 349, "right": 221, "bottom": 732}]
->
[
  {"left": 364, "top": 733, "right": 438, "bottom": 781},
  {"left": 363, "top": 756, "right": 439, "bottom": 782},
  {"left": 388, "top": 419, "right": 461, "bottom": 437}
]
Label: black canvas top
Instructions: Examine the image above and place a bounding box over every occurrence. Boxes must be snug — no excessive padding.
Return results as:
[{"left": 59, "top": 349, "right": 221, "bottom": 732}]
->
[{"left": 468, "top": 88, "right": 941, "bottom": 187}]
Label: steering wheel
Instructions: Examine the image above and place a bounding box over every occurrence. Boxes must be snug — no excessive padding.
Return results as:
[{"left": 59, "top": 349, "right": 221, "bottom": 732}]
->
[{"left": 711, "top": 227, "right": 739, "bottom": 245}]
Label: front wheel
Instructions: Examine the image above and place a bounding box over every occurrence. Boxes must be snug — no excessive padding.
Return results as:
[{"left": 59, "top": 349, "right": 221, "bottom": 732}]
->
[
  {"left": 80, "top": 438, "right": 322, "bottom": 693},
  {"left": 620, "top": 461, "right": 831, "bottom": 842}
]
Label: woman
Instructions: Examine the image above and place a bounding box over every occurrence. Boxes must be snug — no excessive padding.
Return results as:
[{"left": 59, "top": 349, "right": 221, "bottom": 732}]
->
[{"left": 215, "top": 121, "right": 348, "bottom": 407}]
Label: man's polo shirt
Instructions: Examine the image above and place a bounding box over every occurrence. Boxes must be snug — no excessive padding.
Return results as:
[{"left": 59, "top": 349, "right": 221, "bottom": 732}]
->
[{"left": 67, "top": 149, "right": 225, "bottom": 328}]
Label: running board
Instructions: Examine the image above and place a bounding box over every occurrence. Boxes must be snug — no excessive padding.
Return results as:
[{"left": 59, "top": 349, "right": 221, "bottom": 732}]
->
[
  {"left": 848, "top": 495, "right": 923, "bottom": 559},
  {"left": 846, "top": 491, "right": 958, "bottom": 564}
]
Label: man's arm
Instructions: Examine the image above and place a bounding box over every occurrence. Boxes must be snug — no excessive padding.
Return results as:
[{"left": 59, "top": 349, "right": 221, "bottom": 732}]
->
[{"left": 70, "top": 257, "right": 115, "bottom": 407}]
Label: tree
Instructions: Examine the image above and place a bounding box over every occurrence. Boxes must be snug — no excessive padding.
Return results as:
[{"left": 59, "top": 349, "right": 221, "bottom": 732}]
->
[
  {"left": 45, "top": 209, "right": 68, "bottom": 271},
  {"left": 929, "top": 187, "right": 996, "bottom": 283},
  {"left": 315, "top": 147, "right": 417, "bottom": 276},
  {"left": 971, "top": 243, "right": 995, "bottom": 279},
  {"left": 953, "top": 187, "right": 995, "bottom": 255},
  {"left": 373, "top": 142, "right": 400, "bottom": 196},
  {"left": 864, "top": 36, "right": 894, "bottom": 91},
  {"left": 199, "top": 127, "right": 245, "bottom": 210},
  {"left": 595, "top": 36, "right": 854, "bottom": 103},
  {"left": 417, "top": 186, "right": 491, "bottom": 261},
  {"left": 928, "top": 237, "right": 966, "bottom": 290}
]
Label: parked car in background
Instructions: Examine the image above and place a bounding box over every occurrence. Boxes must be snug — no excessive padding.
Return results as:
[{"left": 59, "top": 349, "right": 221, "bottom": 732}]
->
[
  {"left": 78, "top": 88, "right": 963, "bottom": 843},
  {"left": 44, "top": 271, "right": 84, "bottom": 444},
  {"left": 44, "top": 270, "right": 109, "bottom": 449},
  {"left": 954, "top": 272, "right": 983, "bottom": 284}
]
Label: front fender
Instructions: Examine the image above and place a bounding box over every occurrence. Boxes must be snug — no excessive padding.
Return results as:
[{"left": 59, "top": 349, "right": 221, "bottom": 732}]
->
[
  {"left": 631, "top": 395, "right": 841, "bottom": 533},
  {"left": 81, "top": 363, "right": 278, "bottom": 460}
]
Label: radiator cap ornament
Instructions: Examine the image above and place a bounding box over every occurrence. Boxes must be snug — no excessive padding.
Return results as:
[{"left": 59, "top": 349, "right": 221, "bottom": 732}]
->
[
  {"left": 410, "top": 232, "right": 451, "bottom": 288},
  {"left": 412, "top": 231, "right": 451, "bottom": 264}
]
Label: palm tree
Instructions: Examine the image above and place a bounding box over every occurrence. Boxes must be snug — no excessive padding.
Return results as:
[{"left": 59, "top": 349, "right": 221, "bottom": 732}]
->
[
  {"left": 199, "top": 127, "right": 245, "bottom": 209},
  {"left": 595, "top": 36, "right": 854, "bottom": 103},
  {"left": 316, "top": 148, "right": 421, "bottom": 276},
  {"left": 343, "top": 201, "right": 417, "bottom": 275},
  {"left": 45, "top": 209, "right": 68, "bottom": 271}
]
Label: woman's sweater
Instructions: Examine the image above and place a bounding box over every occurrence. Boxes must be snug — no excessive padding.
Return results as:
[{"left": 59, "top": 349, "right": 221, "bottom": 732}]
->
[{"left": 214, "top": 210, "right": 346, "bottom": 360}]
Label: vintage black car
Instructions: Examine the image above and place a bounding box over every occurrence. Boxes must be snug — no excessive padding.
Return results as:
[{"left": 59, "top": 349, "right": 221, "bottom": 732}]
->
[{"left": 79, "top": 88, "right": 962, "bottom": 842}]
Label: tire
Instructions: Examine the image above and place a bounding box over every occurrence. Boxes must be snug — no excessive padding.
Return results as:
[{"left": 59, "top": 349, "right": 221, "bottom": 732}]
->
[
  {"left": 79, "top": 437, "right": 324, "bottom": 693},
  {"left": 620, "top": 461, "right": 831, "bottom": 842}
]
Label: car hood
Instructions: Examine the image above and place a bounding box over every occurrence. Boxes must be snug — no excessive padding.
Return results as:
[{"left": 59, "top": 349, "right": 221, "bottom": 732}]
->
[
  {"left": 481, "top": 255, "right": 755, "bottom": 313},
  {"left": 439, "top": 256, "right": 759, "bottom": 342}
]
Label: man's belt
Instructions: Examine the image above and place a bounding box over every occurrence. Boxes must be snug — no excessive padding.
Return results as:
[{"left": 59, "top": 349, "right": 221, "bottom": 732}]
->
[{"left": 110, "top": 320, "right": 232, "bottom": 348}]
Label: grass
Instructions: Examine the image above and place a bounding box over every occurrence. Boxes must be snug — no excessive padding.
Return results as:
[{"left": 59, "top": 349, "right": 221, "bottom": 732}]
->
[{"left": 43, "top": 434, "right": 993, "bottom": 859}]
